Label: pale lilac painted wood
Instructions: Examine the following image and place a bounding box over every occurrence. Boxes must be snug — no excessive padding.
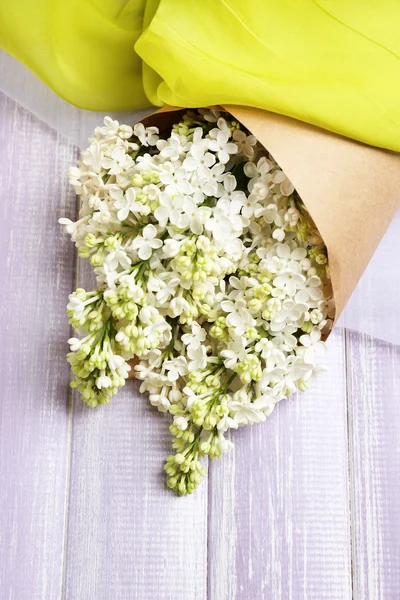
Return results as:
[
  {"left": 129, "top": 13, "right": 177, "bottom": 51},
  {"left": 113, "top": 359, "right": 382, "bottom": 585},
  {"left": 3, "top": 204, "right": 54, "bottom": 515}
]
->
[
  {"left": 0, "top": 93, "right": 76, "bottom": 599},
  {"left": 208, "top": 329, "right": 352, "bottom": 600},
  {"left": 63, "top": 261, "right": 208, "bottom": 600},
  {"left": 0, "top": 51, "right": 151, "bottom": 149},
  {"left": 346, "top": 331, "right": 400, "bottom": 599},
  {"left": 2, "top": 88, "right": 400, "bottom": 600}
]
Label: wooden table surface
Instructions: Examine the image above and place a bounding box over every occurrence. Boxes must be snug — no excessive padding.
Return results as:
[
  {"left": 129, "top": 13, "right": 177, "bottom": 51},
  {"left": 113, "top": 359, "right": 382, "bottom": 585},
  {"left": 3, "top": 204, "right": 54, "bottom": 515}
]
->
[{"left": 0, "top": 91, "right": 399, "bottom": 600}]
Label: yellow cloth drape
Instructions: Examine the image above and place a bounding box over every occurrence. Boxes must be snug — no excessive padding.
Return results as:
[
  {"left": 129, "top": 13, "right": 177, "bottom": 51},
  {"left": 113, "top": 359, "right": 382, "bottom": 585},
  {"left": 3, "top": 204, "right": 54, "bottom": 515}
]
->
[
  {"left": 2, "top": 0, "right": 400, "bottom": 150},
  {"left": 0, "top": 0, "right": 148, "bottom": 110}
]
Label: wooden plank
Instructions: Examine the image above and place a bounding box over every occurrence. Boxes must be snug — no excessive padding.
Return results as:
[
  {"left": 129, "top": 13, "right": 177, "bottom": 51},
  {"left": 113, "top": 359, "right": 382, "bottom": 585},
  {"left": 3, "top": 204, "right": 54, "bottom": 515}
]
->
[
  {"left": 0, "top": 94, "right": 76, "bottom": 599},
  {"left": 346, "top": 331, "right": 400, "bottom": 599},
  {"left": 0, "top": 50, "right": 151, "bottom": 149},
  {"left": 64, "top": 262, "right": 208, "bottom": 599},
  {"left": 207, "top": 329, "right": 352, "bottom": 600},
  {"left": 4, "top": 80, "right": 400, "bottom": 599}
]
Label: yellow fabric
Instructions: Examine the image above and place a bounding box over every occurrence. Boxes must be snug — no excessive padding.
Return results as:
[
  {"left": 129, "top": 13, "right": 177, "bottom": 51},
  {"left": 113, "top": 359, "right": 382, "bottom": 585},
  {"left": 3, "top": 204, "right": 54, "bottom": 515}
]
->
[
  {"left": 2, "top": 0, "right": 400, "bottom": 150},
  {"left": 0, "top": 0, "right": 148, "bottom": 110},
  {"left": 136, "top": 0, "right": 400, "bottom": 151}
]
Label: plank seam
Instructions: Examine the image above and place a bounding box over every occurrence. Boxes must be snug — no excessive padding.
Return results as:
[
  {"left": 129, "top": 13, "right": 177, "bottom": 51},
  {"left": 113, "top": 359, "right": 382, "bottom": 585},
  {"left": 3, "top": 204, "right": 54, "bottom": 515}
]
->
[
  {"left": 60, "top": 176, "right": 80, "bottom": 600},
  {"left": 344, "top": 328, "right": 357, "bottom": 600},
  {"left": 206, "top": 458, "right": 211, "bottom": 600},
  {"left": 59, "top": 390, "right": 74, "bottom": 600}
]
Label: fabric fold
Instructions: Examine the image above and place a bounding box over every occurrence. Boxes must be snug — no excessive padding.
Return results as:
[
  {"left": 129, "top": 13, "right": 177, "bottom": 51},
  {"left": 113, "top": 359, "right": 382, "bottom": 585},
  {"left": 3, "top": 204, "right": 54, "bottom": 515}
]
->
[
  {"left": 135, "top": 0, "right": 400, "bottom": 151},
  {"left": 2, "top": 0, "right": 400, "bottom": 150},
  {"left": 0, "top": 0, "right": 148, "bottom": 110}
]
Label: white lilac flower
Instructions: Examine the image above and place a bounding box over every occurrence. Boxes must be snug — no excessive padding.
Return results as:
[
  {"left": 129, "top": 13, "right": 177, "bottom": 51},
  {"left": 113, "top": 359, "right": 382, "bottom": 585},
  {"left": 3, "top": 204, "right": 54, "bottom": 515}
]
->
[
  {"left": 272, "top": 228, "right": 286, "bottom": 242},
  {"left": 185, "top": 203, "right": 211, "bottom": 235},
  {"left": 113, "top": 188, "right": 145, "bottom": 221},
  {"left": 270, "top": 328, "right": 298, "bottom": 353},
  {"left": 228, "top": 275, "right": 258, "bottom": 299},
  {"left": 96, "top": 372, "right": 112, "bottom": 389},
  {"left": 162, "top": 238, "right": 181, "bottom": 258},
  {"left": 164, "top": 356, "right": 188, "bottom": 382},
  {"left": 220, "top": 335, "right": 248, "bottom": 369},
  {"left": 295, "top": 275, "right": 323, "bottom": 303},
  {"left": 273, "top": 270, "right": 306, "bottom": 297},
  {"left": 174, "top": 415, "right": 189, "bottom": 431},
  {"left": 105, "top": 248, "right": 131, "bottom": 271},
  {"left": 68, "top": 337, "right": 82, "bottom": 352},
  {"left": 95, "top": 117, "right": 133, "bottom": 140},
  {"left": 280, "top": 177, "right": 295, "bottom": 196},
  {"left": 255, "top": 338, "right": 285, "bottom": 364},
  {"left": 81, "top": 141, "right": 103, "bottom": 172},
  {"left": 143, "top": 317, "right": 171, "bottom": 345},
  {"left": 259, "top": 365, "right": 288, "bottom": 392},
  {"left": 218, "top": 174, "right": 245, "bottom": 205},
  {"left": 217, "top": 414, "right": 238, "bottom": 433},
  {"left": 156, "top": 277, "right": 180, "bottom": 304},
  {"left": 209, "top": 130, "right": 238, "bottom": 164},
  {"left": 183, "top": 141, "right": 215, "bottom": 172},
  {"left": 187, "top": 344, "right": 208, "bottom": 372},
  {"left": 205, "top": 197, "right": 244, "bottom": 241},
  {"left": 61, "top": 108, "right": 332, "bottom": 496},
  {"left": 111, "top": 354, "right": 131, "bottom": 379},
  {"left": 131, "top": 224, "right": 163, "bottom": 260},
  {"left": 233, "top": 129, "right": 257, "bottom": 159},
  {"left": 133, "top": 122, "right": 159, "bottom": 146},
  {"left": 59, "top": 217, "right": 78, "bottom": 236},
  {"left": 198, "top": 163, "right": 225, "bottom": 196},
  {"left": 260, "top": 202, "right": 280, "bottom": 226},
  {"left": 102, "top": 146, "right": 133, "bottom": 175},
  {"left": 221, "top": 299, "right": 256, "bottom": 335},
  {"left": 169, "top": 296, "right": 190, "bottom": 317},
  {"left": 182, "top": 386, "right": 201, "bottom": 409},
  {"left": 154, "top": 193, "right": 189, "bottom": 228},
  {"left": 160, "top": 168, "right": 193, "bottom": 196},
  {"left": 157, "top": 133, "right": 189, "bottom": 161},
  {"left": 229, "top": 390, "right": 266, "bottom": 426},
  {"left": 198, "top": 107, "right": 220, "bottom": 122},
  {"left": 67, "top": 291, "right": 98, "bottom": 318},
  {"left": 190, "top": 174, "right": 209, "bottom": 204},
  {"left": 149, "top": 393, "right": 171, "bottom": 413},
  {"left": 298, "top": 327, "right": 326, "bottom": 365},
  {"left": 204, "top": 206, "right": 235, "bottom": 241},
  {"left": 241, "top": 193, "right": 263, "bottom": 219},
  {"left": 181, "top": 322, "right": 207, "bottom": 350}
]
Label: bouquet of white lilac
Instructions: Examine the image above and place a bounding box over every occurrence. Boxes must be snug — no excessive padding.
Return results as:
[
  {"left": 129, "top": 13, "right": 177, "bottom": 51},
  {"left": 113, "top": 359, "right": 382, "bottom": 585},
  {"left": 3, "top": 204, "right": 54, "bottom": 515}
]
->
[{"left": 60, "top": 108, "right": 333, "bottom": 495}]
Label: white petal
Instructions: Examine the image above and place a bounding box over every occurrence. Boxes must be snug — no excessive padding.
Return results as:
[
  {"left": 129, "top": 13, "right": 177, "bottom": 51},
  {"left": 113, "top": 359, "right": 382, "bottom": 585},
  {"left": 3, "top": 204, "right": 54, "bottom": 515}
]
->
[
  {"left": 143, "top": 224, "right": 157, "bottom": 239},
  {"left": 218, "top": 150, "right": 229, "bottom": 164},
  {"left": 183, "top": 157, "right": 199, "bottom": 171},
  {"left": 150, "top": 238, "right": 163, "bottom": 249},
  {"left": 117, "top": 208, "right": 128, "bottom": 221},
  {"left": 138, "top": 244, "right": 152, "bottom": 260},
  {"left": 225, "top": 142, "right": 238, "bottom": 155},
  {"left": 190, "top": 218, "right": 203, "bottom": 235},
  {"left": 224, "top": 174, "right": 236, "bottom": 193},
  {"left": 125, "top": 187, "right": 136, "bottom": 202}
]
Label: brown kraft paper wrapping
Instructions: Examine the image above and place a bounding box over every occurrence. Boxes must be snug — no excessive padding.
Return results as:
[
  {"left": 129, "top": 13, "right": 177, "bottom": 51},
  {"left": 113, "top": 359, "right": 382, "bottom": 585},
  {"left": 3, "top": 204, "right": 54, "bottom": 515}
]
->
[
  {"left": 127, "top": 105, "right": 400, "bottom": 376},
  {"left": 141, "top": 105, "right": 400, "bottom": 322}
]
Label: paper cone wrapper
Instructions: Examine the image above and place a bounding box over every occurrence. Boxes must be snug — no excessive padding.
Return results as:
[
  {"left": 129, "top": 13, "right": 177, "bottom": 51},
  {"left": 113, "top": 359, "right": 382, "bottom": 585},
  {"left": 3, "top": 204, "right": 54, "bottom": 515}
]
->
[{"left": 140, "top": 105, "right": 400, "bottom": 327}]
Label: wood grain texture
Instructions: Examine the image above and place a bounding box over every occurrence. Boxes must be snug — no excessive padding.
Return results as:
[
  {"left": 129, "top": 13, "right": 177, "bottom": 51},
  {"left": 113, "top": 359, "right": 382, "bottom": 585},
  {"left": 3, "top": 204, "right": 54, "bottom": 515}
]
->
[
  {"left": 0, "top": 51, "right": 151, "bottom": 149},
  {"left": 64, "top": 262, "right": 208, "bottom": 600},
  {"left": 0, "top": 93, "right": 76, "bottom": 599},
  {"left": 346, "top": 331, "right": 400, "bottom": 599},
  {"left": 2, "top": 90, "right": 400, "bottom": 600},
  {"left": 208, "top": 329, "right": 352, "bottom": 600}
]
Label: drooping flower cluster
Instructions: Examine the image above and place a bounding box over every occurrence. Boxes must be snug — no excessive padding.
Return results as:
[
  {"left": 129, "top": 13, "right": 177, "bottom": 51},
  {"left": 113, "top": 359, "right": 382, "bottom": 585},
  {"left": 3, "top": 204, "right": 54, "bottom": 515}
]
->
[{"left": 61, "top": 109, "right": 333, "bottom": 495}]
